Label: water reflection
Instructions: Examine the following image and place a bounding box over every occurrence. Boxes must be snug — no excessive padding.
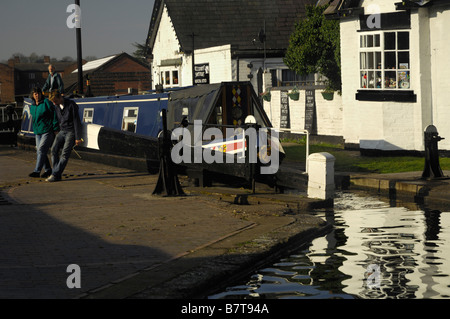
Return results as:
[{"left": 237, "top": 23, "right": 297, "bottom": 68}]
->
[{"left": 210, "top": 192, "right": 450, "bottom": 299}]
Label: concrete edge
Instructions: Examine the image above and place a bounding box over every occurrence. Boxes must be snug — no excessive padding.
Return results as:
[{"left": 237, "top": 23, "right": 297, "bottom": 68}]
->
[{"left": 348, "top": 173, "right": 450, "bottom": 211}]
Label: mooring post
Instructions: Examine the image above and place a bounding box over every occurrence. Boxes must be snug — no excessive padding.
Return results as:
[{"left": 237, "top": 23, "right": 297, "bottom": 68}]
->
[
  {"left": 307, "top": 152, "right": 335, "bottom": 200},
  {"left": 152, "top": 109, "right": 185, "bottom": 196},
  {"left": 422, "top": 125, "right": 445, "bottom": 179}
]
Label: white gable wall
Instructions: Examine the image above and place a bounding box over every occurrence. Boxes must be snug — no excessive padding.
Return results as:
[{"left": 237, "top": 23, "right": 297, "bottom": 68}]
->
[
  {"left": 152, "top": 6, "right": 234, "bottom": 88},
  {"left": 151, "top": 5, "right": 184, "bottom": 88}
]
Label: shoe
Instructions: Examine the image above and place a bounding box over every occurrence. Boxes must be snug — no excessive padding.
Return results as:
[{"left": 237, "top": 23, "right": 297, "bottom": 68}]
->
[
  {"left": 41, "top": 170, "right": 52, "bottom": 178},
  {"left": 46, "top": 175, "right": 61, "bottom": 182},
  {"left": 29, "top": 172, "right": 40, "bottom": 178}
]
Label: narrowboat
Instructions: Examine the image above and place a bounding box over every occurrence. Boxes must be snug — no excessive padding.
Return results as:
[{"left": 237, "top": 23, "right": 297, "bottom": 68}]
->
[
  {"left": 0, "top": 104, "right": 21, "bottom": 146},
  {"left": 18, "top": 82, "right": 285, "bottom": 187}
]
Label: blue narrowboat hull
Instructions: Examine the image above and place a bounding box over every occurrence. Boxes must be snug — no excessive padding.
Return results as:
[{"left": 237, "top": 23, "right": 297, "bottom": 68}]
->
[
  {"left": 18, "top": 82, "right": 287, "bottom": 188},
  {"left": 19, "top": 93, "right": 169, "bottom": 171}
]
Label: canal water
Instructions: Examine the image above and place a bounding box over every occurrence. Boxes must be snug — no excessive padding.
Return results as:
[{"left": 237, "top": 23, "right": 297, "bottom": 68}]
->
[{"left": 209, "top": 192, "right": 450, "bottom": 299}]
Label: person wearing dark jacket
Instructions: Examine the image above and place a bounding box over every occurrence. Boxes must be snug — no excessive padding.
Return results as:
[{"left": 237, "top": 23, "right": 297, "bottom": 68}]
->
[
  {"left": 47, "top": 90, "right": 82, "bottom": 182},
  {"left": 42, "top": 64, "right": 64, "bottom": 94},
  {"left": 28, "top": 87, "right": 59, "bottom": 178}
]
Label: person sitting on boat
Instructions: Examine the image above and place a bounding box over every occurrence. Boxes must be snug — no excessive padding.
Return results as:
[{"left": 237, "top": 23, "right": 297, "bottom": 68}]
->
[
  {"left": 28, "top": 87, "right": 59, "bottom": 178},
  {"left": 42, "top": 64, "right": 64, "bottom": 95},
  {"left": 46, "top": 90, "right": 83, "bottom": 182}
]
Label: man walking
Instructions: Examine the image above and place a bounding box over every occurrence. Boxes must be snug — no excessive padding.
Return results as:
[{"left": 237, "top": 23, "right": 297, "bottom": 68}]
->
[
  {"left": 42, "top": 64, "right": 64, "bottom": 94},
  {"left": 47, "top": 90, "right": 82, "bottom": 182}
]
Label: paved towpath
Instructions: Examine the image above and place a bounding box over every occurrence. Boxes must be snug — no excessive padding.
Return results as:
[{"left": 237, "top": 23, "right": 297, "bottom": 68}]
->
[{"left": 0, "top": 146, "right": 327, "bottom": 299}]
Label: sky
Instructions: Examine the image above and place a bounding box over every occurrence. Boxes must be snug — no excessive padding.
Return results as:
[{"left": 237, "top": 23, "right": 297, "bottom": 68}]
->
[{"left": 0, "top": 0, "right": 155, "bottom": 63}]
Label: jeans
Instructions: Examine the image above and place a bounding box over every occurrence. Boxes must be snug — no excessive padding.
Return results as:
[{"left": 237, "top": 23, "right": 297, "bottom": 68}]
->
[
  {"left": 34, "top": 132, "right": 55, "bottom": 174},
  {"left": 51, "top": 130, "right": 75, "bottom": 179}
]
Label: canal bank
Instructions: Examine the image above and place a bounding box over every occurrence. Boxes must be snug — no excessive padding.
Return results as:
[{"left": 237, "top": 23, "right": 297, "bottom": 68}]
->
[
  {"left": 2, "top": 145, "right": 449, "bottom": 299},
  {"left": 347, "top": 171, "right": 450, "bottom": 211},
  {"left": 0, "top": 146, "right": 330, "bottom": 299}
]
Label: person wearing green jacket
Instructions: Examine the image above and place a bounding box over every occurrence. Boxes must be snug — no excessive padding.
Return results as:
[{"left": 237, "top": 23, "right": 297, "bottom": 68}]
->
[{"left": 28, "top": 87, "right": 60, "bottom": 178}]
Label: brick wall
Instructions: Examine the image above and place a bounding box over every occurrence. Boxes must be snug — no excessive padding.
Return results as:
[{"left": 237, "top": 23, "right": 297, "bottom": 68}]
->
[
  {"left": 0, "top": 64, "right": 15, "bottom": 104},
  {"left": 88, "top": 56, "right": 151, "bottom": 96}
]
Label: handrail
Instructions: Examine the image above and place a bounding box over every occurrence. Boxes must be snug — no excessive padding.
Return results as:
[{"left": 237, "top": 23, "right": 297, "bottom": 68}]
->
[{"left": 276, "top": 128, "right": 310, "bottom": 173}]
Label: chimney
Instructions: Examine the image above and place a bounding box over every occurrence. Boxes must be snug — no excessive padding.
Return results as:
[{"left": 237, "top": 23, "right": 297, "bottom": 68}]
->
[
  {"left": 14, "top": 56, "right": 20, "bottom": 64},
  {"left": 44, "top": 56, "right": 50, "bottom": 64}
]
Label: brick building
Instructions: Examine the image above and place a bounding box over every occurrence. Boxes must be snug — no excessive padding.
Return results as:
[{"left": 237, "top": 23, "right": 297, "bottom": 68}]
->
[
  {"left": 0, "top": 63, "right": 15, "bottom": 104},
  {"left": 7, "top": 56, "right": 78, "bottom": 101},
  {"left": 64, "top": 53, "right": 152, "bottom": 96}
]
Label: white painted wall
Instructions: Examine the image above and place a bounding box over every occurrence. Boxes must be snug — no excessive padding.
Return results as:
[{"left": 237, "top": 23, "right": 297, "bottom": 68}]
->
[
  {"left": 262, "top": 89, "right": 343, "bottom": 137},
  {"left": 360, "top": 0, "right": 397, "bottom": 13},
  {"left": 339, "top": 1, "right": 450, "bottom": 151},
  {"left": 429, "top": 4, "right": 450, "bottom": 150},
  {"left": 194, "top": 45, "right": 233, "bottom": 84},
  {"left": 151, "top": 5, "right": 183, "bottom": 88},
  {"left": 152, "top": 1, "right": 450, "bottom": 152}
]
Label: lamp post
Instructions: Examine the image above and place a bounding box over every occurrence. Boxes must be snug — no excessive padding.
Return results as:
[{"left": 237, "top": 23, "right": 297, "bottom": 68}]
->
[{"left": 75, "top": 0, "right": 83, "bottom": 94}]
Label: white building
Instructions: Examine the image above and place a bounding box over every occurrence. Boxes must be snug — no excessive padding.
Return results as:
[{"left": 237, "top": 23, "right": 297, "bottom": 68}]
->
[
  {"left": 145, "top": 0, "right": 318, "bottom": 95},
  {"left": 324, "top": 0, "right": 450, "bottom": 153}
]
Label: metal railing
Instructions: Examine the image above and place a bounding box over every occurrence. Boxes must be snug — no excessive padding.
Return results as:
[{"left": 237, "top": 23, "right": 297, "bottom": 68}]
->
[{"left": 277, "top": 128, "right": 310, "bottom": 173}]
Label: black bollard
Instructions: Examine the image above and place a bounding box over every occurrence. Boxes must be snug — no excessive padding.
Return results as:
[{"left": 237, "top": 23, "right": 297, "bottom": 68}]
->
[{"left": 422, "top": 125, "right": 445, "bottom": 179}]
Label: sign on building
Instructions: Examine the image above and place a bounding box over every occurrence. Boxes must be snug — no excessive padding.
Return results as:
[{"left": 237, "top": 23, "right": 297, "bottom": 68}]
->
[
  {"left": 194, "top": 63, "right": 210, "bottom": 85},
  {"left": 305, "top": 89, "right": 316, "bottom": 134},
  {"left": 280, "top": 90, "right": 290, "bottom": 129}
]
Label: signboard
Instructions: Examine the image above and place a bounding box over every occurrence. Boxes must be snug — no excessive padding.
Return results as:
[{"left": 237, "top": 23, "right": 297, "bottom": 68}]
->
[
  {"left": 304, "top": 89, "right": 316, "bottom": 134},
  {"left": 194, "top": 63, "right": 210, "bottom": 84},
  {"left": 280, "top": 90, "right": 290, "bottom": 129}
]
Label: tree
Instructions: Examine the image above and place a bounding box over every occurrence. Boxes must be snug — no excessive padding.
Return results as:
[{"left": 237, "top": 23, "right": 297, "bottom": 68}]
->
[
  {"left": 132, "top": 42, "right": 148, "bottom": 64},
  {"left": 284, "top": 4, "right": 341, "bottom": 92}
]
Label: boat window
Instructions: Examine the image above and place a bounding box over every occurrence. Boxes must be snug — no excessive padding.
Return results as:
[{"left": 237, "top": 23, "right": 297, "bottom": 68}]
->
[
  {"left": 122, "top": 107, "right": 139, "bottom": 133},
  {"left": 83, "top": 108, "right": 94, "bottom": 123},
  {"left": 215, "top": 106, "right": 223, "bottom": 125}
]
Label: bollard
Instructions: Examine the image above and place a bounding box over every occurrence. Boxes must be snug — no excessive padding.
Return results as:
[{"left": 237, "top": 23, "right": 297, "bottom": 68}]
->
[
  {"left": 307, "top": 152, "right": 335, "bottom": 200},
  {"left": 422, "top": 125, "right": 444, "bottom": 179}
]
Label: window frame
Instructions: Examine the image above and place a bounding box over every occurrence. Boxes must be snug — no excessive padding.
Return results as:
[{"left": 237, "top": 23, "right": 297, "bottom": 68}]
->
[
  {"left": 269, "top": 68, "right": 317, "bottom": 87},
  {"left": 359, "top": 30, "right": 411, "bottom": 91},
  {"left": 122, "top": 107, "right": 139, "bottom": 133},
  {"left": 357, "top": 29, "right": 416, "bottom": 103},
  {"left": 83, "top": 108, "right": 94, "bottom": 123},
  {"left": 160, "top": 67, "right": 180, "bottom": 88}
]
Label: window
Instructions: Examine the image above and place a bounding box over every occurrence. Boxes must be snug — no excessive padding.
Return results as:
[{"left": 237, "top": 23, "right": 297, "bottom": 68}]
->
[
  {"left": 281, "top": 70, "right": 315, "bottom": 87},
  {"left": 83, "top": 108, "right": 94, "bottom": 123},
  {"left": 269, "top": 69, "right": 317, "bottom": 87},
  {"left": 172, "top": 70, "right": 179, "bottom": 84},
  {"left": 160, "top": 68, "right": 180, "bottom": 88},
  {"left": 122, "top": 107, "right": 139, "bottom": 133},
  {"left": 360, "top": 31, "right": 410, "bottom": 90}
]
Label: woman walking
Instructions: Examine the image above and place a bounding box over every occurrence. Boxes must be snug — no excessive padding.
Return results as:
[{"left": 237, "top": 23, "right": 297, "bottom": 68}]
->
[{"left": 28, "top": 87, "right": 59, "bottom": 178}]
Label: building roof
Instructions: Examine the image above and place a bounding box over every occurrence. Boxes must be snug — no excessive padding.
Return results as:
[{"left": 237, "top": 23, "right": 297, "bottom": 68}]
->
[
  {"left": 146, "top": 0, "right": 317, "bottom": 57},
  {"left": 13, "top": 62, "right": 74, "bottom": 72},
  {"left": 319, "top": 0, "right": 445, "bottom": 17},
  {"left": 71, "top": 55, "right": 117, "bottom": 73},
  {"left": 64, "top": 53, "right": 150, "bottom": 94}
]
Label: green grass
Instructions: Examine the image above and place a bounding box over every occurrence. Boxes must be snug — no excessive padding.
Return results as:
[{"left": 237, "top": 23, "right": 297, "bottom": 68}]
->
[{"left": 282, "top": 141, "right": 450, "bottom": 174}]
